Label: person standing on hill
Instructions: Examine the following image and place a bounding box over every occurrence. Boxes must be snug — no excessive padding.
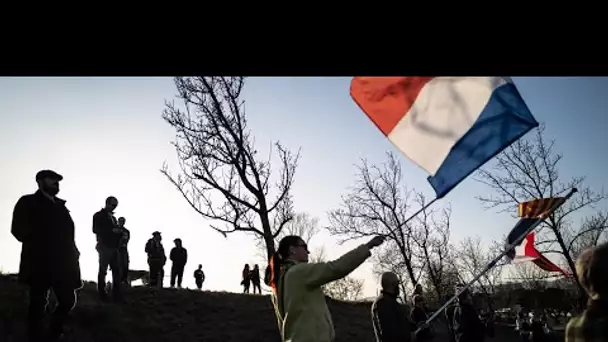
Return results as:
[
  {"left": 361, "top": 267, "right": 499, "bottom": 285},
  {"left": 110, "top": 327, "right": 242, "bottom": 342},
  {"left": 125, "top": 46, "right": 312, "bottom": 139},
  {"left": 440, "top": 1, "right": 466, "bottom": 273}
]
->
[
  {"left": 93, "top": 196, "right": 124, "bottom": 302},
  {"left": 194, "top": 264, "right": 205, "bottom": 290},
  {"left": 265, "top": 234, "right": 385, "bottom": 342},
  {"left": 371, "top": 272, "right": 414, "bottom": 342},
  {"left": 145, "top": 231, "right": 166, "bottom": 287},
  {"left": 242, "top": 264, "right": 251, "bottom": 293},
  {"left": 117, "top": 217, "right": 130, "bottom": 286},
  {"left": 11, "top": 170, "right": 83, "bottom": 341},
  {"left": 251, "top": 264, "right": 262, "bottom": 294},
  {"left": 169, "top": 238, "right": 188, "bottom": 288}
]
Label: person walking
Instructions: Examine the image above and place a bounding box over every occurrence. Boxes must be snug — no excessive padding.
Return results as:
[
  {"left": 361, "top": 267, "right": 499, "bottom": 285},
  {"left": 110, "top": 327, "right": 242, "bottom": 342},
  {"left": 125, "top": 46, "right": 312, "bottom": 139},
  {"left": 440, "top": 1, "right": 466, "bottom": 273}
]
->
[
  {"left": 117, "top": 217, "right": 130, "bottom": 286},
  {"left": 265, "top": 234, "right": 385, "bottom": 342},
  {"left": 194, "top": 264, "right": 205, "bottom": 290},
  {"left": 93, "top": 196, "right": 124, "bottom": 302},
  {"left": 145, "top": 231, "right": 166, "bottom": 287},
  {"left": 169, "top": 238, "right": 188, "bottom": 288},
  {"left": 11, "top": 170, "right": 83, "bottom": 341},
  {"left": 251, "top": 264, "right": 262, "bottom": 294}
]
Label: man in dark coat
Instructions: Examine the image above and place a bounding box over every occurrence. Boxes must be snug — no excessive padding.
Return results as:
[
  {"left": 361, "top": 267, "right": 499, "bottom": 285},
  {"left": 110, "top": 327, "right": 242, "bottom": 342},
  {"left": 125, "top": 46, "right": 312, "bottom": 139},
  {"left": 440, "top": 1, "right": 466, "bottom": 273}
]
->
[
  {"left": 169, "top": 238, "right": 188, "bottom": 288},
  {"left": 11, "top": 170, "right": 82, "bottom": 341},
  {"left": 453, "top": 287, "right": 486, "bottom": 342},
  {"left": 117, "top": 217, "right": 130, "bottom": 285},
  {"left": 93, "top": 196, "right": 123, "bottom": 302},
  {"left": 145, "top": 231, "right": 166, "bottom": 287},
  {"left": 371, "top": 272, "right": 414, "bottom": 342}
]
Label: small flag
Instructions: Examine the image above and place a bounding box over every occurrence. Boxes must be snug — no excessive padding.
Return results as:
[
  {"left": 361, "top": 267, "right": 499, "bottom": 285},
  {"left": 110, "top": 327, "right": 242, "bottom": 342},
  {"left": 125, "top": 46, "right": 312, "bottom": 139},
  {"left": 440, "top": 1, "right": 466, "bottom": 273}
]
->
[
  {"left": 518, "top": 197, "right": 566, "bottom": 219},
  {"left": 350, "top": 77, "right": 539, "bottom": 199},
  {"left": 511, "top": 232, "right": 569, "bottom": 277}
]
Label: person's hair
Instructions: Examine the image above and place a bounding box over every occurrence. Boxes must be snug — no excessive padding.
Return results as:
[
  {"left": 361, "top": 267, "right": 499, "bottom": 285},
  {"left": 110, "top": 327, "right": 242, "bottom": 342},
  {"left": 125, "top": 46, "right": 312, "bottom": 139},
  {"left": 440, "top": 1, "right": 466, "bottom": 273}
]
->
[
  {"left": 105, "top": 196, "right": 117, "bottom": 205},
  {"left": 578, "top": 242, "right": 608, "bottom": 300},
  {"left": 265, "top": 235, "right": 302, "bottom": 291},
  {"left": 198, "top": 264, "right": 202, "bottom": 268},
  {"left": 118, "top": 217, "right": 125, "bottom": 222},
  {"left": 243, "top": 264, "right": 250, "bottom": 270}
]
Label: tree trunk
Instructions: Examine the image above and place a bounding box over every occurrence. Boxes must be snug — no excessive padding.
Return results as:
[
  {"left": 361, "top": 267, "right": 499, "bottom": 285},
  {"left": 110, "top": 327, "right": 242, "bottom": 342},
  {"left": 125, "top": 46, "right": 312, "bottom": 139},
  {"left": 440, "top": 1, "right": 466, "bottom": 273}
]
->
[{"left": 551, "top": 225, "right": 584, "bottom": 295}]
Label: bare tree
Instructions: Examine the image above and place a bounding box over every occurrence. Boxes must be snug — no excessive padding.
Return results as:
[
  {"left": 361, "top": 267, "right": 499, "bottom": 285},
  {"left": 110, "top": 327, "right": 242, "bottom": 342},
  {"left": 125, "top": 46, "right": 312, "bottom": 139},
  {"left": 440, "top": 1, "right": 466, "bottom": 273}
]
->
[
  {"left": 161, "top": 77, "right": 300, "bottom": 260},
  {"left": 411, "top": 194, "right": 453, "bottom": 301},
  {"left": 312, "top": 246, "right": 365, "bottom": 301},
  {"left": 475, "top": 124, "right": 606, "bottom": 292},
  {"left": 327, "top": 151, "right": 419, "bottom": 286},
  {"left": 254, "top": 212, "right": 320, "bottom": 260},
  {"left": 324, "top": 276, "right": 365, "bottom": 301},
  {"left": 456, "top": 237, "right": 505, "bottom": 310},
  {"left": 371, "top": 243, "right": 413, "bottom": 301}
]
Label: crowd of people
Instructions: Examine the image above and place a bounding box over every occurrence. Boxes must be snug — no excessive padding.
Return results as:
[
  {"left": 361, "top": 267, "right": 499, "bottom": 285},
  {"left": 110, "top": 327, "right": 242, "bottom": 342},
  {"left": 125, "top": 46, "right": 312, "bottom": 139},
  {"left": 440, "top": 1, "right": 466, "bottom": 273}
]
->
[{"left": 9, "top": 169, "right": 608, "bottom": 341}]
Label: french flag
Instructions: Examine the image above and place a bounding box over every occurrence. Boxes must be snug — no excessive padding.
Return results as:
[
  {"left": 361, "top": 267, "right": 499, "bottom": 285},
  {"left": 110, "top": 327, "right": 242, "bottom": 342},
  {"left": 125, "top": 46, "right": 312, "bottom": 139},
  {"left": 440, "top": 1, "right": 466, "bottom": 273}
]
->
[{"left": 350, "top": 77, "right": 539, "bottom": 198}]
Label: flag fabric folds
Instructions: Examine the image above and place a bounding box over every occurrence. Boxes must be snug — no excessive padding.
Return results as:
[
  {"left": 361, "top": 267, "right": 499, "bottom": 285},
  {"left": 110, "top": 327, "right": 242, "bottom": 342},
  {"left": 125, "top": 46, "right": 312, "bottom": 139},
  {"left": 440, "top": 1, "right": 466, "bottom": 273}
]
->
[
  {"left": 507, "top": 196, "right": 570, "bottom": 277},
  {"left": 350, "top": 77, "right": 539, "bottom": 199},
  {"left": 511, "top": 232, "right": 569, "bottom": 277}
]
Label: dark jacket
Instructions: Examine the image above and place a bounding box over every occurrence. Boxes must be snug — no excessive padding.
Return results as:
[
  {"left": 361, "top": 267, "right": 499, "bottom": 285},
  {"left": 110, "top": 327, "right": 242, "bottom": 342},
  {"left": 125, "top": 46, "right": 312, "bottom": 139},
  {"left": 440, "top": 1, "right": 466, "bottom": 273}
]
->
[
  {"left": 11, "top": 190, "right": 82, "bottom": 289},
  {"left": 453, "top": 302, "right": 485, "bottom": 342},
  {"left": 170, "top": 247, "right": 188, "bottom": 266},
  {"left": 250, "top": 268, "right": 260, "bottom": 284},
  {"left": 145, "top": 239, "right": 166, "bottom": 264},
  {"left": 411, "top": 305, "right": 433, "bottom": 341},
  {"left": 194, "top": 269, "right": 205, "bottom": 282},
  {"left": 372, "top": 291, "right": 412, "bottom": 342},
  {"left": 93, "top": 208, "right": 121, "bottom": 249}
]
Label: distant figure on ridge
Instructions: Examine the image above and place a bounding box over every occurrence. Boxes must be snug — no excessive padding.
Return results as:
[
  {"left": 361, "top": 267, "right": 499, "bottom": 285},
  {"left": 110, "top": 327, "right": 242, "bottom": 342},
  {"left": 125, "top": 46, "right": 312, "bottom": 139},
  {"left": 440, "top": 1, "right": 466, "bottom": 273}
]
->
[
  {"left": 169, "top": 238, "right": 188, "bottom": 288},
  {"left": 145, "top": 231, "right": 166, "bottom": 287},
  {"left": 372, "top": 272, "right": 414, "bottom": 342},
  {"left": 117, "top": 216, "right": 130, "bottom": 286},
  {"left": 194, "top": 264, "right": 206, "bottom": 290},
  {"left": 265, "top": 234, "right": 385, "bottom": 342},
  {"left": 251, "top": 264, "right": 261, "bottom": 294},
  {"left": 93, "top": 196, "right": 124, "bottom": 302},
  {"left": 241, "top": 264, "right": 251, "bottom": 293},
  {"left": 11, "top": 170, "right": 83, "bottom": 341}
]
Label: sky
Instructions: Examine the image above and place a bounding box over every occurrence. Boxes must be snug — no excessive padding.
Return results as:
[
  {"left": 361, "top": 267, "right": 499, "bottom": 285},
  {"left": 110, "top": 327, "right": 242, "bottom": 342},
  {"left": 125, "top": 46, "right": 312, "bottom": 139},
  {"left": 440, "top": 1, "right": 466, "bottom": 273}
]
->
[{"left": 0, "top": 77, "right": 606, "bottom": 298}]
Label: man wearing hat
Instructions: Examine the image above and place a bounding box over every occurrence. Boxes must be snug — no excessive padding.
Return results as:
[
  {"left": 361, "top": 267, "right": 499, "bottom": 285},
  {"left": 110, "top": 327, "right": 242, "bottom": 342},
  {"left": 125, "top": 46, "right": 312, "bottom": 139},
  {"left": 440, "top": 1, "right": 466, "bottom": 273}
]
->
[
  {"left": 169, "top": 238, "right": 188, "bottom": 288},
  {"left": 11, "top": 170, "right": 82, "bottom": 341},
  {"left": 145, "top": 231, "right": 166, "bottom": 287}
]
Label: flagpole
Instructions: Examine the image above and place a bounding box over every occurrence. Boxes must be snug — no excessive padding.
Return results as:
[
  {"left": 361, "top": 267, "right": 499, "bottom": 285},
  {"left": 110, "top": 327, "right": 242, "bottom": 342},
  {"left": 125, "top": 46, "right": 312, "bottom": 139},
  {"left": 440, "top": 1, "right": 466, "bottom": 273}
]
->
[
  {"left": 384, "top": 198, "right": 438, "bottom": 237},
  {"left": 414, "top": 187, "right": 578, "bottom": 335}
]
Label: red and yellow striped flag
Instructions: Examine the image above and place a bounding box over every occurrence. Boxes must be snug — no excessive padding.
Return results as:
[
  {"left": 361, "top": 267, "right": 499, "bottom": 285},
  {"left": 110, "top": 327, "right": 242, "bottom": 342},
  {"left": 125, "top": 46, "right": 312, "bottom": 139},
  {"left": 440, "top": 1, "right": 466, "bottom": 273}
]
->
[{"left": 518, "top": 197, "right": 565, "bottom": 219}]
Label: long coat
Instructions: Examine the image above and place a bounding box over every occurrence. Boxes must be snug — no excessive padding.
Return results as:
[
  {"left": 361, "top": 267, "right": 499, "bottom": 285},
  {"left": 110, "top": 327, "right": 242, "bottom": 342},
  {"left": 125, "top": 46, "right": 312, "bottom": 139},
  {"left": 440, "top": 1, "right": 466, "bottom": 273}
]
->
[{"left": 11, "top": 190, "right": 82, "bottom": 290}]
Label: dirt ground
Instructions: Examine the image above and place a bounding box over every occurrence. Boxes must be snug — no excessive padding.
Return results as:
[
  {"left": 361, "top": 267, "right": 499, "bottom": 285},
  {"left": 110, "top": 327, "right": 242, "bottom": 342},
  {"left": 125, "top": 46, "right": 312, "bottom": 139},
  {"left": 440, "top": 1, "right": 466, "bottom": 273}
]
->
[{"left": 0, "top": 274, "right": 564, "bottom": 341}]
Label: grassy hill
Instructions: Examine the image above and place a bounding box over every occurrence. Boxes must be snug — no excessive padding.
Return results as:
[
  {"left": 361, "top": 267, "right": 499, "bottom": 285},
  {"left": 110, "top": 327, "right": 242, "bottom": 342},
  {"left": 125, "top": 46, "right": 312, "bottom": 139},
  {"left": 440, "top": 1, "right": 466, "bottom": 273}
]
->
[{"left": 0, "top": 274, "right": 378, "bottom": 342}]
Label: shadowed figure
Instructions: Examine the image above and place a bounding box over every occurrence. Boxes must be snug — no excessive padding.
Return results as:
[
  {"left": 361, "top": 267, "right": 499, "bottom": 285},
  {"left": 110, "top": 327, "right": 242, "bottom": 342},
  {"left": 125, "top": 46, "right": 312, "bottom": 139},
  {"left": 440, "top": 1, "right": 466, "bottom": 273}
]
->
[
  {"left": 93, "top": 196, "right": 123, "bottom": 302},
  {"left": 241, "top": 264, "right": 251, "bottom": 293},
  {"left": 250, "top": 264, "right": 261, "bottom": 294},
  {"left": 145, "top": 231, "right": 166, "bottom": 288},
  {"left": 11, "top": 170, "right": 82, "bottom": 341},
  {"left": 453, "top": 285, "right": 485, "bottom": 342},
  {"left": 117, "top": 217, "right": 130, "bottom": 285},
  {"left": 194, "top": 264, "right": 205, "bottom": 290},
  {"left": 372, "top": 271, "right": 414, "bottom": 342},
  {"left": 565, "top": 243, "right": 608, "bottom": 342},
  {"left": 169, "top": 238, "right": 188, "bottom": 288}
]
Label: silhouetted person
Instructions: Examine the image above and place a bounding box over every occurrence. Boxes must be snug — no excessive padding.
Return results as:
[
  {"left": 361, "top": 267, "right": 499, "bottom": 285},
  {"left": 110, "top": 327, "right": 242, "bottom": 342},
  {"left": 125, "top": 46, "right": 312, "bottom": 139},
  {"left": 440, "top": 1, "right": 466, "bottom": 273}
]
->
[
  {"left": 93, "top": 196, "right": 123, "bottom": 302},
  {"left": 242, "top": 264, "right": 251, "bottom": 293},
  {"left": 411, "top": 294, "right": 433, "bottom": 341},
  {"left": 145, "top": 231, "right": 166, "bottom": 287},
  {"left": 453, "top": 287, "right": 485, "bottom": 342},
  {"left": 117, "top": 217, "right": 130, "bottom": 285},
  {"left": 169, "top": 238, "right": 188, "bottom": 288},
  {"left": 565, "top": 243, "right": 608, "bottom": 341},
  {"left": 194, "top": 264, "right": 205, "bottom": 290},
  {"left": 251, "top": 264, "right": 261, "bottom": 294},
  {"left": 11, "top": 170, "right": 83, "bottom": 341},
  {"left": 372, "top": 272, "right": 413, "bottom": 342}
]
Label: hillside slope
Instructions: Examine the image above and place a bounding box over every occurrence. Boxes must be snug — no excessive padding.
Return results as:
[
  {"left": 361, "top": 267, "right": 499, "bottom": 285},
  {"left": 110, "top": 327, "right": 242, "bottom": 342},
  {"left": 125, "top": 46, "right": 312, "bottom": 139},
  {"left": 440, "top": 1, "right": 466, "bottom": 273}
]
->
[{"left": 0, "top": 274, "right": 378, "bottom": 342}]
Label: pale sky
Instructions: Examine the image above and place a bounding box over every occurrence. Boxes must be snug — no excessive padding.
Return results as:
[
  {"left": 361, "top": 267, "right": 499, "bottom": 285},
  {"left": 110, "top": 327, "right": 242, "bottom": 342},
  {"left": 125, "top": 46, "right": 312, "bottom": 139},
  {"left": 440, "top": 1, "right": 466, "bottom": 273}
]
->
[{"left": 0, "top": 77, "right": 606, "bottom": 297}]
